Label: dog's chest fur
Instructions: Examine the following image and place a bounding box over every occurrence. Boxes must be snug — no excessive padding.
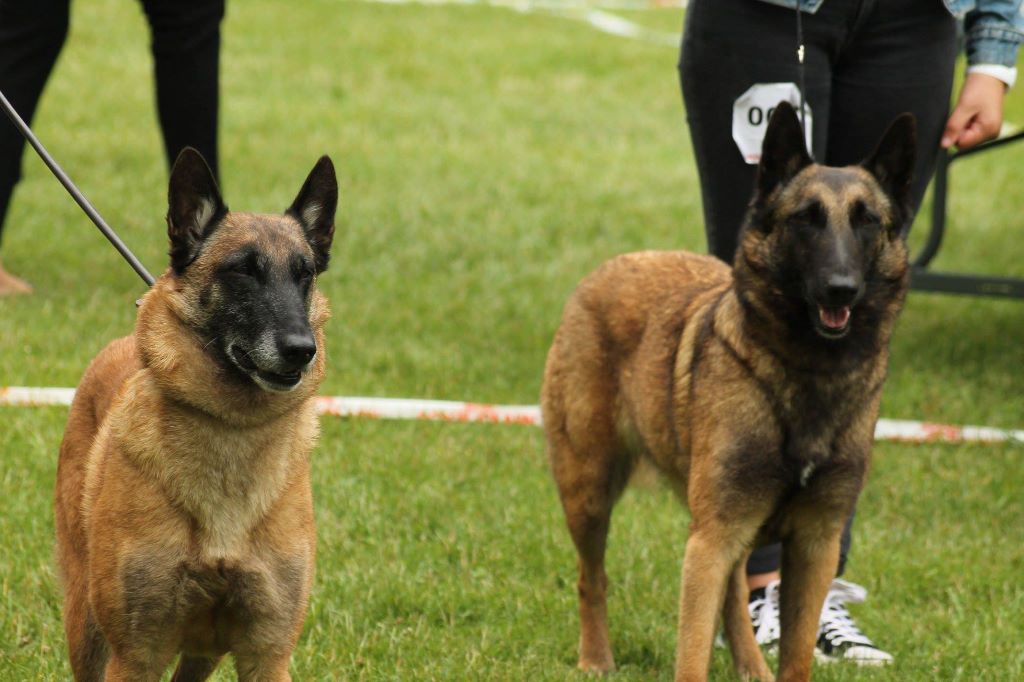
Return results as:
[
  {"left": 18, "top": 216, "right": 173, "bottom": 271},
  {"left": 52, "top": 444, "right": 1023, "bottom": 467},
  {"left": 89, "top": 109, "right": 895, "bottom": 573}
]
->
[
  {"left": 84, "top": 372, "right": 315, "bottom": 561},
  {"left": 764, "top": 367, "right": 868, "bottom": 462},
  {"left": 120, "top": 551, "right": 307, "bottom": 656}
]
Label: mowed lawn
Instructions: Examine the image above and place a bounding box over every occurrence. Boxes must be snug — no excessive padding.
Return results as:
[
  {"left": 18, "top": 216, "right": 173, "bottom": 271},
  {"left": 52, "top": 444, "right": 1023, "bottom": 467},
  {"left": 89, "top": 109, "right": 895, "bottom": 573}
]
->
[{"left": 1, "top": 0, "right": 1023, "bottom": 679}]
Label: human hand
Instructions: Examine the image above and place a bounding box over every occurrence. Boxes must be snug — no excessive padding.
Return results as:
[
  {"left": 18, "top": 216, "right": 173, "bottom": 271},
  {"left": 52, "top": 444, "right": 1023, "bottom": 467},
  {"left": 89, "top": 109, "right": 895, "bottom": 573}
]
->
[{"left": 941, "top": 72, "right": 1006, "bottom": 150}]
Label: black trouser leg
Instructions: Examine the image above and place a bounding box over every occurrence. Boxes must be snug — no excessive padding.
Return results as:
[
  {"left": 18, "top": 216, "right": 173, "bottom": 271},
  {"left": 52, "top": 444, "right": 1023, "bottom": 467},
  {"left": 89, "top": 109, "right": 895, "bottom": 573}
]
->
[
  {"left": 824, "top": 0, "right": 958, "bottom": 222},
  {"left": 747, "top": 514, "right": 855, "bottom": 578},
  {"left": 0, "top": 0, "right": 70, "bottom": 246},
  {"left": 679, "top": 0, "right": 837, "bottom": 263},
  {"left": 138, "top": 0, "right": 225, "bottom": 181}
]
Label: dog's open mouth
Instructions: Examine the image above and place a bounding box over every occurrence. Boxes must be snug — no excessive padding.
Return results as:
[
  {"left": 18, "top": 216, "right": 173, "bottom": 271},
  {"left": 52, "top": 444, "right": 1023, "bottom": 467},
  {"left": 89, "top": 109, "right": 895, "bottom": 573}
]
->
[
  {"left": 815, "top": 305, "right": 852, "bottom": 338},
  {"left": 229, "top": 345, "right": 302, "bottom": 391}
]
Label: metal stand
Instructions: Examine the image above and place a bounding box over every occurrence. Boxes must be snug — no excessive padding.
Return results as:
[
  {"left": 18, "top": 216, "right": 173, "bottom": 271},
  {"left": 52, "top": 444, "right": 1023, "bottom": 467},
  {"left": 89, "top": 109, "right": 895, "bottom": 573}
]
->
[{"left": 910, "top": 130, "right": 1024, "bottom": 298}]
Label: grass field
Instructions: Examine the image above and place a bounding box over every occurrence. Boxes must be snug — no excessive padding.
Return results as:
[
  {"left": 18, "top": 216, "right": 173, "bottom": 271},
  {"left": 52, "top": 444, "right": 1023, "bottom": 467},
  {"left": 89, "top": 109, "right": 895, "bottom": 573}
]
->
[{"left": 1, "top": 0, "right": 1023, "bottom": 679}]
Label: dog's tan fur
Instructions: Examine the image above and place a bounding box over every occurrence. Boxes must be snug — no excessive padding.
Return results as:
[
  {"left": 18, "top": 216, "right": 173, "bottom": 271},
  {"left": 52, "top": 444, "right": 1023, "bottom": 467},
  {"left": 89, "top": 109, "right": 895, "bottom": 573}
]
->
[
  {"left": 542, "top": 104, "right": 913, "bottom": 682},
  {"left": 55, "top": 154, "right": 334, "bottom": 681}
]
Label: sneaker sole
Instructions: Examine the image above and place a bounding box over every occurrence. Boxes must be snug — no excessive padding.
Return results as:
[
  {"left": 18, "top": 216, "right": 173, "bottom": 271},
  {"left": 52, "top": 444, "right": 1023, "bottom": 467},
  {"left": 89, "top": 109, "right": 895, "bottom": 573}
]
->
[{"left": 814, "top": 648, "right": 892, "bottom": 666}]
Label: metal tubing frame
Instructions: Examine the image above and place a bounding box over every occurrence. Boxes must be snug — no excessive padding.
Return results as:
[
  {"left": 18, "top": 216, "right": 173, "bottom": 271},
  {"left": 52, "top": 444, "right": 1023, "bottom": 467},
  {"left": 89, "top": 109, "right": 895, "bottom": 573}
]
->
[{"left": 911, "top": 130, "right": 1024, "bottom": 299}]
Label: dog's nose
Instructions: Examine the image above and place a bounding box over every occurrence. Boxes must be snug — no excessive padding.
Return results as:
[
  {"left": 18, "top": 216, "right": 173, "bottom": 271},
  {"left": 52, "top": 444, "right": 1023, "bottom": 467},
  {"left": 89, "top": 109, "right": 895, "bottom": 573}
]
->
[
  {"left": 824, "top": 274, "right": 861, "bottom": 306},
  {"left": 279, "top": 333, "right": 317, "bottom": 368}
]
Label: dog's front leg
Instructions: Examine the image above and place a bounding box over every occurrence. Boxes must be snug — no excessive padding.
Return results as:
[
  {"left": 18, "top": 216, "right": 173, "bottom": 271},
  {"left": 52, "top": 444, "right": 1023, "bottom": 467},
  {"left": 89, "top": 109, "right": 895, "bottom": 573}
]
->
[
  {"left": 723, "top": 553, "right": 775, "bottom": 682},
  {"left": 776, "top": 520, "right": 843, "bottom": 682},
  {"left": 674, "top": 526, "right": 750, "bottom": 682}
]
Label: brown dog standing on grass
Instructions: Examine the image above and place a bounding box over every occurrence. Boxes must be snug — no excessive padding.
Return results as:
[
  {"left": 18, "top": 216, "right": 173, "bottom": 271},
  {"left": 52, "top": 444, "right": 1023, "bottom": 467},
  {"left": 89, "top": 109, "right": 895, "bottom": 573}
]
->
[
  {"left": 54, "top": 149, "right": 337, "bottom": 681},
  {"left": 542, "top": 102, "right": 915, "bottom": 682}
]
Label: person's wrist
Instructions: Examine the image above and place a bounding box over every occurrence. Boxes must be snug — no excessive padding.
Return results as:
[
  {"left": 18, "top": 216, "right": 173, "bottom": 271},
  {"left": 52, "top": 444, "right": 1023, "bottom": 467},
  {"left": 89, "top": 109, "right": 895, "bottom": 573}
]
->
[{"left": 966, "top": 64, "right": 1016, "bottom": 91}]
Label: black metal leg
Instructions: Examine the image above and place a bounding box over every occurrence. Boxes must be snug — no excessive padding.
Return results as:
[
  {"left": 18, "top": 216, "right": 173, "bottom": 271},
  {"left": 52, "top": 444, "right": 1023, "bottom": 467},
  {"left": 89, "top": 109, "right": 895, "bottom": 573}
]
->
[{"left": 909, "top": 131, "right": 1024, "bottom": 299}]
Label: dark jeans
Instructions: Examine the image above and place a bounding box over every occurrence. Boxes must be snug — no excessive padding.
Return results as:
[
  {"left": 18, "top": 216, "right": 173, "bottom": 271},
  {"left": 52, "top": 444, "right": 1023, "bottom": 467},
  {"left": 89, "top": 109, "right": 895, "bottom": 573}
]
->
[
  {"left": 0, "top": 0, "right": 224, "bottom": 246},
  {"left": 679, "top": 0, "right": 957, "bottom": 577}
]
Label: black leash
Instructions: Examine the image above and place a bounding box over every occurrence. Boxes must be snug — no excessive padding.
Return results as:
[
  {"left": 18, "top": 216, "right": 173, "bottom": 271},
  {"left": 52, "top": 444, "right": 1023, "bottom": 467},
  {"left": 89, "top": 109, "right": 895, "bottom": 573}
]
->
[
  {"left": 0, "top": 88, "right": 155, "bottom": 287},
  {"left": 795, "top": 2, "right": 812, "bottom": 159}
]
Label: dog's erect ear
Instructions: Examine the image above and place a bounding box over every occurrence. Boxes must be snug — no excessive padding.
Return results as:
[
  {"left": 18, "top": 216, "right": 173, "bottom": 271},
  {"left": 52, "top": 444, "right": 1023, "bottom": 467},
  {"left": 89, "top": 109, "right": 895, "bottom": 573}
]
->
[
  {"left": 167, "top": 148, "right": 227, "bottom": 274},
  {"left": 755, "top": 101, "right": 813, "bottom": 202},
  {"left": 287, "top": 156, "right": 337, "bottom": 274},
  {"left": 862, "top": 113, "right": 916, "bottom": 229}
]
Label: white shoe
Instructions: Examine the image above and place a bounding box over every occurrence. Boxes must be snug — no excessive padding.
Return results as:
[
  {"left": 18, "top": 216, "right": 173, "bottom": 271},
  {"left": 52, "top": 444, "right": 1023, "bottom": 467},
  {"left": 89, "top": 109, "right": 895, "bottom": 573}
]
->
[
  {"left": 748, "top": 580, "right": 781, "bottom": 653},
  {"left": 814, "top": 578, "right": 894, "bottom": 666}
]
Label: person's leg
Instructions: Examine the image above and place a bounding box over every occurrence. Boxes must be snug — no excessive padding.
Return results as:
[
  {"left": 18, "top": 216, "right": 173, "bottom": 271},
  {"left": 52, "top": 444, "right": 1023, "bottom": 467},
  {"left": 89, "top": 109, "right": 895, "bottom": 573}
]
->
[
  {"left": 825, "top": 0, "right": 958, "bottom": 221},
  {"left": 805, "top": 3, "right": 957, "bottom": 663},
  {"left": 821, "top": 0, "right": 957, "bottom": 606},
  {"left": 0, "top": 0, "right": 70, "bottom": 292},
  {"left": 681, "top": 0, "right": 857, "bottom": 584},
  {"left": 679, "top": 0, "right": 840, "bottom": 264},
  {"left": 137, "top": 0, "right": 224, "bottom": 181}
]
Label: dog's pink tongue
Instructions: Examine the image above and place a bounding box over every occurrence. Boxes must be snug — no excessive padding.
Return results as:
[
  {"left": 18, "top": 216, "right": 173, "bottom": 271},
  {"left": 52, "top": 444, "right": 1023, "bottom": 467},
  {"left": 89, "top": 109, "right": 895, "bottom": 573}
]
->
[{"left": 819, "top": 305, "right": 851, "bottom": 329}]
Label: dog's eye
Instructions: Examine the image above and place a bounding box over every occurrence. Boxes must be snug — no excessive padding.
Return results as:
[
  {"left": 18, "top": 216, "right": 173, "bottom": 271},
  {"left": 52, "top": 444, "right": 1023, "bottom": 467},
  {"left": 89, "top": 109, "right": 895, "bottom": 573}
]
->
[
  {"left": 292, "top": 260, "right": 315, "bottom": 283},
  {"left": 225, "top": 259, "right": 260, "bottom": 278},
  {"left": 789, "top": 204, "right": 824, "bottom": 229},
  {"left": 850, "top": 201, "right": 882, "bottom": 229}
]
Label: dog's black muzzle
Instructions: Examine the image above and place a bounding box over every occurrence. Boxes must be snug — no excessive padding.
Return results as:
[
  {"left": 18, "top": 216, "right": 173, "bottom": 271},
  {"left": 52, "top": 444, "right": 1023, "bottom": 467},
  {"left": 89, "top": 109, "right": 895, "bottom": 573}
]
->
[{"left": 809, "top": 271, "right": 865, "bottom": 340}]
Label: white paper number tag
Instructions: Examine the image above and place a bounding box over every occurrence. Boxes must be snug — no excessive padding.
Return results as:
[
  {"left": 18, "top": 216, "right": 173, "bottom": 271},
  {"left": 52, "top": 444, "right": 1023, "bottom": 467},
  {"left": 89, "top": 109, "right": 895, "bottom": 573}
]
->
[{"left": 732, "top": 83, "right": 812, "bottom": 164}]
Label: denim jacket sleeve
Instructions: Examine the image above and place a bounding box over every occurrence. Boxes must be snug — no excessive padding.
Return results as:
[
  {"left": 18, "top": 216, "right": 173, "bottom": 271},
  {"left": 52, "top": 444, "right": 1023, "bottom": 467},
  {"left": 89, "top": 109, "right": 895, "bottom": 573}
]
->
[{"left": 949, "top": 0, "right": 1024, "bottom": 67}]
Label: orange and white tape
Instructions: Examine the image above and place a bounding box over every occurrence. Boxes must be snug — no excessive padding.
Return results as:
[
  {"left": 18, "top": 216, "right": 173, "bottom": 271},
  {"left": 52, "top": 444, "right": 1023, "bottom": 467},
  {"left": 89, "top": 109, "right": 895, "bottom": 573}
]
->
[{"left": 2, "top": 386, "right": 1022, "bottom": 445}]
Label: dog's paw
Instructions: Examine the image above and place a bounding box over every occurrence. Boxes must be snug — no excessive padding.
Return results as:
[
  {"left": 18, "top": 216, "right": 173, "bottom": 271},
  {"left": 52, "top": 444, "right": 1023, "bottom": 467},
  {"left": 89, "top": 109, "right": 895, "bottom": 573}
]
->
[
  {"left": 577, "top": 657, "right": 616, "bottom": 675},
  {"left": 736, "top": 665, "right": 775, "bottom": 682}
]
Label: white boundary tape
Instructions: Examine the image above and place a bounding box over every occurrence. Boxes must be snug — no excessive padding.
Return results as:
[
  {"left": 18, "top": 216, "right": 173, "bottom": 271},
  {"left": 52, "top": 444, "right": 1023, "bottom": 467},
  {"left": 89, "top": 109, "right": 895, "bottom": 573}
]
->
[
  {"left": 3, "top": 386, "right": 1022, "bottom": 445},
  {"left": 359, "top": 0, "right": 684, "bottom": 47}
]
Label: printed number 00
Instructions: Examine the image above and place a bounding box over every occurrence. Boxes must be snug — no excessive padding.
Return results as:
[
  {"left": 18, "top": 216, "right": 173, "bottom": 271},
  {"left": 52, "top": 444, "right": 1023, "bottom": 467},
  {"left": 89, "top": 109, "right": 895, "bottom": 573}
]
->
[{"left": 747, "top": 106, "right": 776, "bottom": 126}]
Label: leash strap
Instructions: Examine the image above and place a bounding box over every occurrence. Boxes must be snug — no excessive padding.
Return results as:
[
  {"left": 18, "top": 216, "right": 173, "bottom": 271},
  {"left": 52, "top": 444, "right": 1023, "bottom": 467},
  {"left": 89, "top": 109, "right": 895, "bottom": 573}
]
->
[
  {"left": 795, "top": 2, "right": 812, "bottom": 159},
  {"left": 0, "top": 88, "right": 155, "bottom": 287}
]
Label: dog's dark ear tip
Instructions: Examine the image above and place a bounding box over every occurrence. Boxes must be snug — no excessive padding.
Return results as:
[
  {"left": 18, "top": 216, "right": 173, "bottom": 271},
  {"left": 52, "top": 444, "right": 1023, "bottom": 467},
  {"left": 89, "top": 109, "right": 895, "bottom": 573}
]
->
[
  {"left": 767, "top": 100, "right": 802, "bottom": 131},
  {"left": 306, "top": 155, "right": 334, "bottom": 176},
  {"left": 891, "top": 112, "right": 917, "bottom": 136},
  {"left": 314, "top": 156, "right": 338, "bottom": 188},
  {"left": 170, "top": 147, "right": 207, "bottom": 172},
  {"left": 772, "top": 100, "right": 796, "bottom": 117},
  {"left": 176, "top": 146, "right": 203, "bottom": 160}
]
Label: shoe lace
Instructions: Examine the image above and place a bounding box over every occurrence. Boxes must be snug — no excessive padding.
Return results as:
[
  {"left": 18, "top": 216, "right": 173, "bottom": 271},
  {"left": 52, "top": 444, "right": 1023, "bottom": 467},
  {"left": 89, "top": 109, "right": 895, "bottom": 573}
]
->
[
  {"left": 749, "top": 580, "right": 781, "bottom": 645},
  {"left": 818, "top": 579, "right": 875, "bottom": 648}
]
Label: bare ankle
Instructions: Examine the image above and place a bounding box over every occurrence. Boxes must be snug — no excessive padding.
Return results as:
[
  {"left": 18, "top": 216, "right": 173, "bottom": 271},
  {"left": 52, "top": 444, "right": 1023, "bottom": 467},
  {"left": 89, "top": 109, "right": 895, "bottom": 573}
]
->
[{"left": 746, "top": 571, "right": 781, "bottom": 592}]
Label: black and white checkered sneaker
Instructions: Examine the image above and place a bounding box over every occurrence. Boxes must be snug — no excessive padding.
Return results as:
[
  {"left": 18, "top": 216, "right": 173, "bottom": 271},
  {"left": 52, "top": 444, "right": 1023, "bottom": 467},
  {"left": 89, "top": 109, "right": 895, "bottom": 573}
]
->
[
  {"left": 814, "top": 578, "right": 894, "bottom": 666},
  {"left": 748, "top": 580, "right": 782, "bottom": 652},
  {"left": 743, "top": 578, "right": 893, "bottom": 666}
]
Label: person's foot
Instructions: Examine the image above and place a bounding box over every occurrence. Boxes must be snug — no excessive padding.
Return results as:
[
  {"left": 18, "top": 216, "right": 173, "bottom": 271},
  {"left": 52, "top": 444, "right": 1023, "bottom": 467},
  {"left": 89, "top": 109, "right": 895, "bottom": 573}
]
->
[
  {"left": 748, "top": 580, "right": 781, "bottom": 653},
  {"left": 745, "top": 578, "right": 893, "bottom": 666},
  {"left": 0, "top": 260, "right": 32, "bottom": 296},
  {"left": 815, "top": 578, "right": 894, "bottom": 666}
]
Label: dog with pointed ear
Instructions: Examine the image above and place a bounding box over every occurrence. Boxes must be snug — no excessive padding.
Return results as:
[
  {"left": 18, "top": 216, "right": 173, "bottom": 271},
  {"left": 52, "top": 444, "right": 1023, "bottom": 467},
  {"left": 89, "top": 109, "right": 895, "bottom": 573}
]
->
[
  {"left": 286, "top": 155, "right": 337, "bottom": 274},
  {"left": 860, "top": 113, "right": 917, "bottom": 234},
  {"left": 736, "top": 101, "right": 917, "bottom": 349},
  {"left": 541, "top": 99, "right": 919, "bottom": 682},
  {"left": 166, "top": 148, "right": 337, "bottom": 277},
  {"left": 154, "top": 147, "right": 340, "bottom": 399},
  {"left": 55, "top": 148, "right": 340, "bottom": 681},
  {"left": 751, "top": 100, "right": 917, "bottom": 235}
]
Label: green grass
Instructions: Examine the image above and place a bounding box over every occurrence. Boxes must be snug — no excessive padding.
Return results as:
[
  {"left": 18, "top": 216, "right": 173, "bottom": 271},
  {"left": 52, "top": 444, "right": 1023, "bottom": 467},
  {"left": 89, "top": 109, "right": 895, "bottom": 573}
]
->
[{"left": 1, "top": 0, "right": 1023, "bottom": 679}]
